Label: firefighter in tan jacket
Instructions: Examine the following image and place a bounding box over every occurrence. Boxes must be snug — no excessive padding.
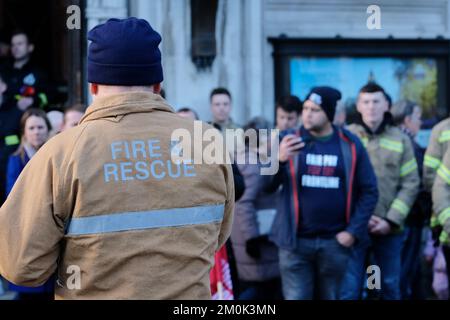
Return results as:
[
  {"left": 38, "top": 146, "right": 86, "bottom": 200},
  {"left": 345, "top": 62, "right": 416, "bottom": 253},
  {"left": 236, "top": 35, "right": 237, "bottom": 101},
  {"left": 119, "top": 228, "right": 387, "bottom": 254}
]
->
[
  {"left": 430, "top": 128, "right": 450, "bottom": 293},
  {"left": 0, "top": 18, "right": 234, "bottom": 300},
  {"left": 347, "top": 121, "right": 419, "bottom": 229},
  {"left": 341, "top": 84, "right": 419, "bottom": 300},
  {"left": 432, "top": 149, "right": 450, "bottom": 245},
  {"left": 424, "top": 118, "right": 450, "bottom": 240},
  {"left": 424, "top": 118, "right": 450, "bottom": 192}
]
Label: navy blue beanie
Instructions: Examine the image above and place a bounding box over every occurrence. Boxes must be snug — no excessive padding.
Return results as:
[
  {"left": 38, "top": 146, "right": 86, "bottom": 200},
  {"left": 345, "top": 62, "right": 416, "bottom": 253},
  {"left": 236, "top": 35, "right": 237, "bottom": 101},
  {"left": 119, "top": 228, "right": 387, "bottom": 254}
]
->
[
  {"left": 88, "top": 18, "right": 163, "bottom": 86},
  {"left": 306, "top": 86, "right": 342, "bottom": 122}
]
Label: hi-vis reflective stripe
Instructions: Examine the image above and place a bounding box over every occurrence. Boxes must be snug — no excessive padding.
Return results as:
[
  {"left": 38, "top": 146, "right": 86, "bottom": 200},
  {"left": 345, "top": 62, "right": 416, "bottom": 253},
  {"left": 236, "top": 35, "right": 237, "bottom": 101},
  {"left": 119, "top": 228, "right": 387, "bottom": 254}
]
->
[
  {"left": 391, "top": 199, "right": 410, "bottom": 216},
  {"left": 361, "top": 137, "right": 369, "bottom": 148},
  {"left": 437, "top": 164, "right": 450, "bottom": 185},
  {"left": 438, "top": 207, "right": 450, "bottom": 226},
  {"left": 400, "top": 159, "right": 418, "bottom": 177},
  {"left": 440, "top": 231, "right": 449, "bottom": 245},
  {"left": 38, "top": 93, "right": 48, "bottom": 108},
  {"left": 66, "top": 204, "right": 225, "bottom": 236},
  {"left": 424, "top": 155, "right": 441, "bottom": 170},
  {"left": 431, "top": 215, "right": 440, "bottom": 228},
  {"left": 438, "top": 130, "right": 450, "bottom": 143},
  {"left": 379, "top": 138, "right": 403, "bottom": 153},
  {"left": 4, "top": 135, "right": 20, "bottom": 146}
]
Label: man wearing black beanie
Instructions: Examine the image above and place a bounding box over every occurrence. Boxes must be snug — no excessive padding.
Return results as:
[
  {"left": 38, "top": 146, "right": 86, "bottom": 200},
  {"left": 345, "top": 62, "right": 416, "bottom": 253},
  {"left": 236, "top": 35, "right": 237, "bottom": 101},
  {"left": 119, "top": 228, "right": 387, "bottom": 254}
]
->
[
  {"left": 0, "top": 18, "right": 235, "bottom": 300},
  {"left": 265, "top": 86, "right": 378, "bottom": 300}
]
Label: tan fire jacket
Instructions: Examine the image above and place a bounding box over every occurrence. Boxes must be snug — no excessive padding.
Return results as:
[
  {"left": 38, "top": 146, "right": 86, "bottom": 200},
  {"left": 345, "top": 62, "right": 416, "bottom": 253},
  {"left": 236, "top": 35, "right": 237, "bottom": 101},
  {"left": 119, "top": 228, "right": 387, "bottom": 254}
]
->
[
  {"left": 347, "top": 123, "right": 419, "bottom": 228},
  {"left": 431, "top": 148, "right": 450, "bottom": 245},
  {"left": 0, "top": 92, "right": 235, "bottom": 300},
  {"left": 424, "top": 118, "right": 450, "bottom": 192},
  {"left": 427, "top": 118, "right": 450, "bottom": 245}
]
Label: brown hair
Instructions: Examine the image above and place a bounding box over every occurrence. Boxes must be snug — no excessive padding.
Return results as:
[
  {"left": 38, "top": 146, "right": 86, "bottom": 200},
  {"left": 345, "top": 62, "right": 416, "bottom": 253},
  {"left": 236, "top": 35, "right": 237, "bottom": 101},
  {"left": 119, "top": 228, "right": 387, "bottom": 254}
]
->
[
  {"left": 359, "top": 82, "right": 391, "bottom": 107},
  {"left": 277, "top": 95, "right": 302, "bottom": 115},
  {"left": 14, "top": 108, "right": 52, "bottom": 162},
  {"left": 210, "top": 87, "right": 232, "bottom": 102},
  {"left": 64, "top": 104, "right": 85, "bottom": 123},
  {"left": 391, "top": 100, "right": 419, "bottom": 126},
  {"left": 64, "top": 104, "right": 86, "bottom": 115}
]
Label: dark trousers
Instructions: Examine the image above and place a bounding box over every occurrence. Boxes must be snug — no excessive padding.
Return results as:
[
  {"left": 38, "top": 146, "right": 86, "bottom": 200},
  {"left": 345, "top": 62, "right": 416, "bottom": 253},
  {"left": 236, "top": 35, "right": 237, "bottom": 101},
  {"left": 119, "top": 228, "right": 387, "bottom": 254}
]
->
[
  {"left": 279, "top": 237, "right": 350, "bottom": 300},
  {"left": 401, "top": 226, "right": 425, "bottom": 299},
  {"left": 341, "top": 233, "right": 404, "bottom": 300},
  {"left": 238, "top": 278, "right": 283, "bottom": 300}
]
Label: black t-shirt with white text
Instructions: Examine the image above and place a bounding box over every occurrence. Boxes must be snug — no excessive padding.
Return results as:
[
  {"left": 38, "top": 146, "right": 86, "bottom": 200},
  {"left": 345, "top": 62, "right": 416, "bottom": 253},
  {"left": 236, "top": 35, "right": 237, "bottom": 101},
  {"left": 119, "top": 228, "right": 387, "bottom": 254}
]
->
[{"left": 297, "top": 130, "right": 347, "bottom": 238}]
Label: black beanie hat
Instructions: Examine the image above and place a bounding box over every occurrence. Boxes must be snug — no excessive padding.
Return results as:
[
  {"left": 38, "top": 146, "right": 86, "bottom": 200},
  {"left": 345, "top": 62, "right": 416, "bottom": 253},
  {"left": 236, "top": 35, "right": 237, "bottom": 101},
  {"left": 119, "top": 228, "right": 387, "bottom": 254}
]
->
[
  {"left": 305, "top": 86, "right": 342, "bottom": 122},
  {"left": 88, "top": 18, "right": 163, "bottom": 86}
]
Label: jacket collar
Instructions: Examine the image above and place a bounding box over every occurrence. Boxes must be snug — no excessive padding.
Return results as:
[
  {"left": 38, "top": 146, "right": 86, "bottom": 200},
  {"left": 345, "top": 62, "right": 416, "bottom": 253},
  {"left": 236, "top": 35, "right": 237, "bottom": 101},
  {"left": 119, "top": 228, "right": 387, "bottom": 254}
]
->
[
  {"left": 10, "top": 58, "right": 33, "bottom": 71},
  {"left": 356, "top": 112, "right": 393, "bottom": 136},
  {"left": 80, "top": 92, "right": 174, "bottom": 124},
  {"left": 399, "top": 125, "right": 414, "bottom": 139}
]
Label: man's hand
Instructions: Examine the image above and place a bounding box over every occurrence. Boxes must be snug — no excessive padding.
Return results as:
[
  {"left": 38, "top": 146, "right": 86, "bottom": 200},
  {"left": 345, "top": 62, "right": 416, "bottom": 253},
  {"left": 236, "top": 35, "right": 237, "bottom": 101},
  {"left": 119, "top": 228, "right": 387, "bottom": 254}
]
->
[
  {"left": 279, "top": 135, "right": 304, "bottom": 163},
  {"left": 336, "top": 231, "right": 355, "bottom": 248},
  {"left": 17, "top": 97, "right": 34, "bottom": 111},
  {"left": 369, "top": 215, "right": 392, "bottom": 235},
  {"left": 368, "top": 215, "right": 379, "bottom": 230}
]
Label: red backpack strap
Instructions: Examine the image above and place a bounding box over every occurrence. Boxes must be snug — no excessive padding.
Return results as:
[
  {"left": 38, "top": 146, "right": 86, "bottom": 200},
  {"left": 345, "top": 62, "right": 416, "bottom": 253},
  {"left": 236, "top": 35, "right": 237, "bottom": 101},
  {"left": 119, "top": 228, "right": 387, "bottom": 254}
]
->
[
  {"left": 289, "top": 128, "right": 302, "bottom": 229},
  {"left": 338, "top": 129, "right": 357, "bottom": 224}
]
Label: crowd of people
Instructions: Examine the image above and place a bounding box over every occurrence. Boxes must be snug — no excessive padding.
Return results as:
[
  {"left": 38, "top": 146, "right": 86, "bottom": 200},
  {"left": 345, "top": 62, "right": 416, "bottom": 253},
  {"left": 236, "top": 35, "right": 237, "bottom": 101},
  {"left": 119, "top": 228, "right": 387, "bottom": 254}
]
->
[
  {"left": 182, "top": 85, "right": 449, "bottom": 301},
  {"left": 0, "top": 30, "right": 86, "bottom": 300},
  {"left": 0, "top": 25, "right": 449, "bottom": 301}
]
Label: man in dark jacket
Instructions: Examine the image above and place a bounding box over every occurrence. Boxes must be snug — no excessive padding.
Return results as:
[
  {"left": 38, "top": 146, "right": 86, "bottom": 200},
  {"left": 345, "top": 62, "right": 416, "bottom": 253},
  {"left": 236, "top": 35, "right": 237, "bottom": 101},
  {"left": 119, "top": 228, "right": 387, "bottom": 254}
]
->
[
  {"left": 0, "top": 72, "right": 22, "bottom": 205},
  {"left": 265, "top": 87, "right": 378, "bottom": 300},
  {"left": 1, "top": 31, "right": 50, "bottom": 111}
]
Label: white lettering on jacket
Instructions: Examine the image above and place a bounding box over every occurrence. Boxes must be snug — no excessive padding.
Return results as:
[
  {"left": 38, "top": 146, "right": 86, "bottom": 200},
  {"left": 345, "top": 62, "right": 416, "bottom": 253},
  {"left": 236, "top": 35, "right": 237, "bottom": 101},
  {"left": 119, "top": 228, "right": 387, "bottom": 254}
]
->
[{"left": 103, "top": 140, "right": 196, "bottom": 183}]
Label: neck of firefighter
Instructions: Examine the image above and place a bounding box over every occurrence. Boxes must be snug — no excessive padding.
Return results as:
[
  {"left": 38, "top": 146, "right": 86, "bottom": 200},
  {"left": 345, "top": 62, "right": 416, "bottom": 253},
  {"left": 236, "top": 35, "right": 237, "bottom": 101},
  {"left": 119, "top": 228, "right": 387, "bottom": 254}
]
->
[
  {"left": 91, "top": 83, "right": 162, "bottom": 99},
  {"left": 365, "top": 116, "right": 384, "bottom": 133}
]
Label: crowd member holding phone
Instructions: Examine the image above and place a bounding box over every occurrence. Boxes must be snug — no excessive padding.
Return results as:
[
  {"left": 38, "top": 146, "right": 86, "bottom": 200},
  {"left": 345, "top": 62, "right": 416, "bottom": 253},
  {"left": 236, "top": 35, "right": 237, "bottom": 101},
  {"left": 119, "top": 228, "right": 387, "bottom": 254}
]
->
[{"left": 265, "top": 86, "right": 378, "bottom": 300}]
